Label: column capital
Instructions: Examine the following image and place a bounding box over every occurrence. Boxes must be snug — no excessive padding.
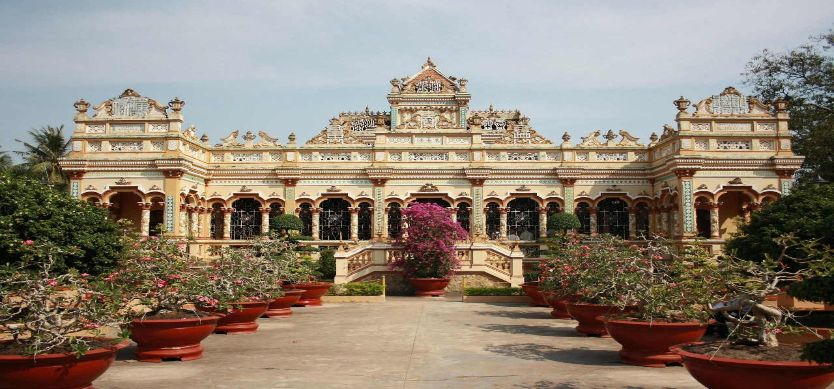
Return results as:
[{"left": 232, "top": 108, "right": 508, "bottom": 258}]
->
[
  {"left": 775, "top": 169, "right": 796, "bottom": 179},
  {"left": 162, "top": 169, "right": 184, "bottom": 178},
  {"left": 221, "top": 207, "right": 235, "bottom": 214},
  {"left": 138, "top": 202, "right": 153, "bottom": 210},
  {"left": 674, "top": 168, "right": 697, "bottom": 178},
  {"left": 258, "top": 207, "right": 271, "bottom": 214},
  {"left": 468, "top": 178, "right": 486, "bottom": 186},
  {"left": 66, "top": 171, "right": 85, "bottom": 180},
  {"left": 560, "top": 178, "right": 577, "bottom": 187},
  {"left": 371, "top": 178, "right": 388, "bottom": 186},
  {"left": 282, "top": 178, "right": 298, "bottom": 187},
  {"left": 349, "top": 207, "right": 360, "bottom": 214},
  {"left": 311, "top": 207, "right": 321, "bottom": 214}
]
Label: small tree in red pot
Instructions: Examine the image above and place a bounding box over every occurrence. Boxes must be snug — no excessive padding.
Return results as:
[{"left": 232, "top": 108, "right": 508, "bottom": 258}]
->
[{"left": 389, "top": 203, "right": 468, "bottom": 296}]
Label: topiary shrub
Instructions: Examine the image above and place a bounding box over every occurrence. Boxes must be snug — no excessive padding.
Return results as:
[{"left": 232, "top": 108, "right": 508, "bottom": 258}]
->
[
  {"left": 0, "top": 172, "right": 127, "bottom": 275},
  {"left": 547, "top": 212, "right": 581, "bottom": 236},
  {"left": 270, "top": 214, "right": 304, "bottom": 237},
  {"left": 318, "top": 249, "right": 336, "bottom": 281}
]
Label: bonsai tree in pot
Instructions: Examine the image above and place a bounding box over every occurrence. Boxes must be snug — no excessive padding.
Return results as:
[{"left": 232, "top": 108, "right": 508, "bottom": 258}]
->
[
  {"left": 389, "top": 202, "right": 468, "bottom": 296},
  {"left": 102, "top": 234, "right": 221, "bottom": 362},
  {"left": 270, "top": 214, "right": 304, "bottom": 238},
  {"left": 198, "top": 245, "right": 285, "bottom": 334},
  {"left": 547, "top": 212, "right": 581, "bottom": 236},
  {"left": 248, "top": 236, "right": 317, "bottom": 314},
  {"left": 600, "top": 239, "right": 729, "bottom": 367},
  {"left": 672, "top": 235, "right": 834, "bottom": 389},
  {"left": 541, "top": 234, "right": 645, "bottom": 336},
  {"left": 0, "top": 241, "right": 128, "bottom": 389}
]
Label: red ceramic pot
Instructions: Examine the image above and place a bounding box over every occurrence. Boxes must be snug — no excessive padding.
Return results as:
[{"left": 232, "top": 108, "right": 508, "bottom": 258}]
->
[
  {"left": 602, "top": 317, "right": 709, "bottom": 367},
  {"left": 285, "top": 282, "right": 332, "bottom": 306},
  {"left": 129, "top": 315, "right": 219, "bottom": 362},
  {"left": 0, "top": 339, "right": 128, "bottom": 389},
  {"left": 565, "top": 302, "right": 634, "bottom": 337},
  {"left": 408, "top": 278, "right": 450, "bottom": 296},
  {"left": 542, "top": 292, "right": 574, "bottom": 319},
  {"left": 520, "top": 282, "right": 549, "bottom": 307},
  {"left": 213, "top": 301, "right": 269, "bottom": 334},
  {"left": 671, "top": 342, "right": 834, "bottom": 389},
  {"left": 264, "top": 289, "right": 304, "bottom": 317}
]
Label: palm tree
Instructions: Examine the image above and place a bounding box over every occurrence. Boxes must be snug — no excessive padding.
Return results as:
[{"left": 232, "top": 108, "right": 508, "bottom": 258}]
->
[
  {"left": 0, "top": 150, "right": 12, "bottom": 171},
  {"left": 15, "top": 125, "right": 70, "bottom": 187}
]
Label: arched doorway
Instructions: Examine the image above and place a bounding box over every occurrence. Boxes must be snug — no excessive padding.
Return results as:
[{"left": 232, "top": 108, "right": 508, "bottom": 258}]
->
[
  {"left": 507, "top": 198, "right": 540, "bottom": 241},
  {"left": 717, "top": 191, "right": 753, "bottom": 239},
  {"left": 456, "top": 203, "right": 471, "bottom": 232},
  {"left": 357, "top": 202, "right": 373, "bottom": 240},
  {"left": 298, "top": 203, "right": 313, "bottom": 237},
  {"left": 230, "top": 198, "right": 262, "bottom": 240},
  {"left": 108, "top": 192, "right": 143, "bottom": 231},
  {"left": 387, "top": 203, "right": 402, "bottom": 238},
  {"left": 597, "top": 198, "right": 629, "bottom": 239},
  {"left": 485, "top": 202, "right": 501, "bottom": 240},
  {"left": 210, "top": 203, "right": 224, "bottom": 239},
  {"left": 575, "top": 202, "right": 592, "bottom": 235},
  {"left": 634, "top": 202, "right": 651, "bottom": 238},
  {"left": 148, "top": 196, "right": 164, "bottom": 236},
  {"left": 320, "top": 198, "right": 351, "bottom": 241}
]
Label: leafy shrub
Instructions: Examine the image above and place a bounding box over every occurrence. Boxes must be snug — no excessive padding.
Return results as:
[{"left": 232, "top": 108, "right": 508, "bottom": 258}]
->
[
  {"left": 329, "top": 281, "right": 384, "bottom": 296},
  {"left": 547, "top": 212, "right": 581, "bottom": 235},
  {"left": 318, "top": 249, "right": 336, "bottom": 281},
  {"left": 270, "top": 214, "right": 304, "bottom": 237},
  {"left": 0, "top": 172, "right": 128, "bottom": 275},
  {"left": 464, "top": 287, "right": 523, "bottom": 296}
]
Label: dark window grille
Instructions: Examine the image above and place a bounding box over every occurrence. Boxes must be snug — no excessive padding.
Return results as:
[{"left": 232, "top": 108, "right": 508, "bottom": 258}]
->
[
  {"left": 597, "top": 198, "right": 629, "bottom": 239},
  {"left": 546, "top": 202, "right": 561, "bottom": 217},
  {"left": 388, "top": 203, "right": 402, "bottom": 238},
  {"left": 413, "top": 198, "right": 450, "bottom": 207},
  {"left": 456, "top": 203, "right": 470, "bottom": 232},
  {"left": 358, "top": 202, "right": 372, "bottom": 240},
  {"left": 269, "top": 203, "right": 283, "bottom": 217},
  {"left": 575, "top": 202, "right": 591, "bottom": 234},
  {"left": 507, "top": 198, "right": 540, "bottom": 241},
  {"left": 230, "top": 198, "right": 261, "bottom": 240},
  {"left": 320, "top": 199, "right": 351, "bottom": 241},
  {"left": 485, "top": 202, "right": 501, "bottom": 240},
  {"left": 635, "top": 202, "right": 651, "bottom": 238},
  {"left": 210, "top": 204, "right": 223, "bottom": 239},
  {"left": 298, "top": 203, "right": 313, "bottom": 237}
]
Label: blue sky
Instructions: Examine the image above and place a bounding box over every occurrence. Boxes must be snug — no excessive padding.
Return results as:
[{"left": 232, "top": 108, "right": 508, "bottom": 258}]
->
[{"left": 1, "top": 1, "right": 833, "bottom": 157}]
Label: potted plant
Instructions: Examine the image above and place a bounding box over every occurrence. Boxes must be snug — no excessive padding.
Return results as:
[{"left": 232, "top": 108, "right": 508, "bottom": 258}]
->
[
  {"left": 539, "top": 232, "right": 583, "bottom": 318},
  {"left": 542, "top": 234, "right": 641, "bottom": 336},
  {"left": 102, "top": 234, "right": 220, "bottom": 362},
  {"left": 546, "top": 212, "right": 581, "bottom": 236},
  {"left": 0, "top": 241, "right": 128, "bottom": 389},
  {"left": 520, "top": 270, "right": 549, "bottom": 307},
  {"left": 600, "top": 239, "right": 727, "bottom": 367},
  {"left": 270, "top": 213, "right": 304, "bottom": 239},
  {"left": 248, "top": 236, "right": 313, "bottom": 316},
  {"left": 671, "top": 236, "right": 834, "bottom": 389},
  {"left": 199, "top": 245, "right": 285, "bottom": 334},
  {"left": 389, "top": 203, "right": 468, "bottom": 296}
]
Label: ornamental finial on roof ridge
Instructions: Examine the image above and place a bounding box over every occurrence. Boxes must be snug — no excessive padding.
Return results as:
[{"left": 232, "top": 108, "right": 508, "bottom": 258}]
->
[{"left": 424, "top": 56, "right": 435, "bottom": 68}]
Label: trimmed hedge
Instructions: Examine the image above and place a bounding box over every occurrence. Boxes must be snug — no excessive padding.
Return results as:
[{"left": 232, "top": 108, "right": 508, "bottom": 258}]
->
[
  {"left": 464, "top": 287, "right": 523, "bottom": 296},
  {"left": 328, "top": 281, "right": 384, "bottom": 296}
]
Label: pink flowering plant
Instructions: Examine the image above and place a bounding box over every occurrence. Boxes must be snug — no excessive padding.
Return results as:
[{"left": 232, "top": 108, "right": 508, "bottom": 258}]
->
[
  {"left": 198, "top": 243, "right": 286, "bottom": 311},
  {"left": 248, "top": 235, "right": 317, "bottom": 284},
  {"left": 389, "top": 203, "right": 468, "bottom": 279},
  {"left": 0, "top": 241, "right": 125, "bottom": 356},
  {"left": 101, "top": 234, "right": 217, "bottom": 320}
]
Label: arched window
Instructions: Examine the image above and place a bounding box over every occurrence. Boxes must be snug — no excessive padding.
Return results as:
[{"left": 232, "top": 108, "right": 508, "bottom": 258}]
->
[
  {"left": 108, "top": 192, "right": 143, "bottom": 230},
  {"left": 635, "top": 202, "right": 650, "bottom": 238},
  {"left": 507, "top": 198, "right": 540, "bottom": 240},
  {"left": 546, "top": 202, "right": 561, "bottom": 217},
  {"left": 358, "top": 202, "right": 373, "bottom": 240},
  {"left": 298, "top": 203, "right": 313, "bottom": 237},
  {"left": 320, "top": 198, "right": 351, "bottom": 241},
  {"left": 210, "top": 203, "right": 223, "bottom": 239},
  {"left": 230, "top": 198, "right": 261, "bottom": 240},
  {"left": 597, "top": 198, "right": 629, "bottom": 239},
  {"left": 575, "top": 202, "right": 591, "bottom": 235},
  {"left": 269, "top": 203, "right": 283, "bottom": 217},
  {"left": 456, "top": 203, "right": 471, "bottom": 232},
  {"left": 388, "top": 203, "right": 402, "bottom": 238},
  {"left": 412, "top": 198, "right": 451, "bottom": 208},
  {"left": 149, "top": 196, "right": 164, "bottom": 237},
  {"left": 696, "top": 208, "right": 711, "bottom": 238},
  {"left": 485, "top": 202, "right": 501, "bottom": 240}
]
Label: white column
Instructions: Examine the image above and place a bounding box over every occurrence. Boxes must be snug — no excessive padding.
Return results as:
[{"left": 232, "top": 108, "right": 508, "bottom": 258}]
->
[
  {"left": 539, "top": 209, "right": 548, "bottom": 238},
  {"left": 260, "top": 208, "right": 270, "bottom": 236},
  {"left": 499, "top": 208, "right": 508, "bottom": 239},
  {"left": 139, "top": 203, "right": 151, "bottom": 237},
  {"left": 312, "top": 208, "right": 320, "bottom": 240},
  {"left": 589, "top": 208, "right": 598, "bottom": 236},
  {"left": 628, "top": 211, "right": 636, "bottom": 239},
  {"left": 222, "top": 208, "right": 233, "bottom": 239},
  {"left": 350, "top": 208, "right": 358, "bottom": 241},
  {"left": 710, "top": 205, "right": 721, "bottom": 239}
]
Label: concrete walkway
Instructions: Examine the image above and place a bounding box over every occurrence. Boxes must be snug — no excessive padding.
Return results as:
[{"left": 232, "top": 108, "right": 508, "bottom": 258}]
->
[{"left": 97, "top": 297, "right": 705, "bottom": 389}]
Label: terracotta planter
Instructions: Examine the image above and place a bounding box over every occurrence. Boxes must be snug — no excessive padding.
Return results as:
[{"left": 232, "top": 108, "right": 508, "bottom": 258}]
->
[
  {"left": 520, "top": 282, "right": 549, "bottom": 307},
  {"left": 213, "top": 301, "right": 269, "bottom": 334},
  {"left": 542, "top": 291, "right": 574, "bottom": 319},
  {"left": 129, "top": 315, "right": 219, "bottom": 362},
  {"left": 777, "top": 328, "right": 833, "bottom": 345},
  {"left": 602, "top": 317, "right": 709, "bottom": 367},
  {"left": 671, "top": 342, "right": 834, "bottom": 389},
  {"left": 0, "top": 339, "right": 128, "bottom": 389},
  {"left": 408, "top": 278, "right": 450, "bottom": 296},
  {"left": 565, "top": 302, "right": 634, "bottom": 337},
  {"left": 285, "top": 282, "right": 332, "bottom": 306},
  {"left": 264, "top": 289, "right": 304, "bottom": 317}
]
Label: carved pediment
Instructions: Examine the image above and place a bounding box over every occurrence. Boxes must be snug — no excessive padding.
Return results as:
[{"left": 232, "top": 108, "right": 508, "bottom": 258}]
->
[
  {"left": 325, "top": 185, "right": 342, "bottom": 193},
  {"left": 692, "top": 86, "right": 774, "bottom": 117},
  {"left": 728, "top": 177, "right": 744, "bottom": 185},
  {"left": 114, "top": 178, "right": 131, "bottom": 185},
  {"left": 217, "top": 131, "right": 241, "bottom": 147},
  {"left": 307, "top": 119, "right": 364, "bottom": 145},
  {"left": 418, "top": 183, "right": 440, "bottom": 192},
  {"left": 92, "top": 89, "right": 168, "bottom": 119}
]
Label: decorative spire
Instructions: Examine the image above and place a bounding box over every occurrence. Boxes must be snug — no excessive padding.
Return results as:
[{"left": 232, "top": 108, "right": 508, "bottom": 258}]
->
[
  {"left": 423, "top": 56, "right": 435, "bottom": 68},
  {"left": 561, "top": 132, "right": 571, "bottom": 142},
  {"left": 73, "top": 98, "right": 89, "bottom": 113},
  {"left": 168, "top": 97, "right": 185, "bottom": 112},
  {"left": 604, "top": 129, "right": 617, "bottom": 141},
  {"left": 674, "top": 96, "right": 690, "bottom": 113}
]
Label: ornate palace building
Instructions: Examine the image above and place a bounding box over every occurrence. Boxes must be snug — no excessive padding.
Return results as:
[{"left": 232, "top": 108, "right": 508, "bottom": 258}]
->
[{"left": 60, "top": 59, "right": 803, "bottom": 287}]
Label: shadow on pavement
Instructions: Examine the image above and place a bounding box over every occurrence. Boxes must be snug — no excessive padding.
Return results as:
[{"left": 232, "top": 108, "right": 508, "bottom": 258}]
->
[
  {"left": 115, "top": 342, "right": 137, "bottom": 361},
  {"left": 475, "top": 309, "right": 555, "bottom": 320},
  {"left": 485, "top": 343, "right": 619, "bottom": 366},
  {"left": 479, "top": 323, "right": 580, "bottom": 337}
]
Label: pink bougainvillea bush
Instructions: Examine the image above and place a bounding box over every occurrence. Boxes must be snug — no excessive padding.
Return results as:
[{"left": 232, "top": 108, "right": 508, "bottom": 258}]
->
[{"left": 389, "top": 202, "right": 468, "bottom": 279}]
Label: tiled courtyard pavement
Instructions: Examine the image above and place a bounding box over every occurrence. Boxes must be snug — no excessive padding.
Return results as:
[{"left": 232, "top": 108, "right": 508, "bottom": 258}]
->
[{"left": 97, "top": 297, "right": 706, "bottom": 389}]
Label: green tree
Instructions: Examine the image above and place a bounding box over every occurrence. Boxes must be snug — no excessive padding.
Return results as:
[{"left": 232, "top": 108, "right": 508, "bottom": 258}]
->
[
  {"left": 0, "top": 172, "right": 128, "bottom": 275},
  {"left": 744, "top": 30, "right": 834, "bottom": 183},
  {"left": 547, "top": 212, "right": 581, "bottom": 236},
  {"left": 15, "top": 125, "right": 71, "bottom": 187},
  {"left": 725, "top": 184, "right": 834, "bottom": 265},
  {"left": 270, "top": 213, "right": 304, "bottom": 237}
]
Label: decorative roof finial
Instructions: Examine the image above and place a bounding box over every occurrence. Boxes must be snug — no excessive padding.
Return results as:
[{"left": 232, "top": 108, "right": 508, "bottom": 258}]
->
[
  {"left": 604, "top": 129, "right": 617, "bottom": 141},
  {"left": 674, "top": 96, "right": 690, "bottom": 113},
  {"left": 562, "top": 132, "right": 571, "bottom": 142},
  {"left": 168, "top": 97, "right": 185, "bottom": 112},
  {"left": 424, "top": 56, "right": 435, "bottom": 68},
  {"left": 74, "top": 98, "right": 90, "bottom": 113}
]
